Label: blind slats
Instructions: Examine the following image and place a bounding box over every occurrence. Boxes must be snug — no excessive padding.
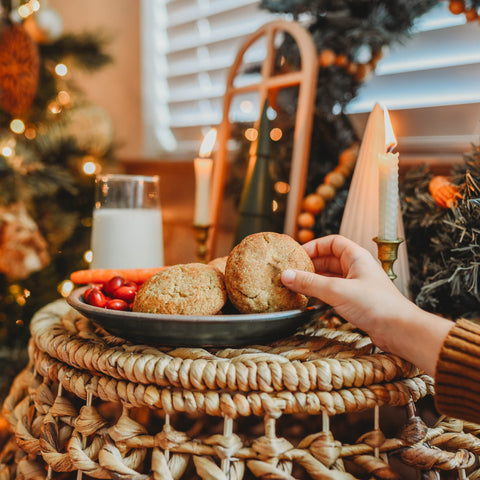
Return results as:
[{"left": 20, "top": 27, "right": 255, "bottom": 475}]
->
[{"left": 142, "top": 0, "right": 480, "bottom": 158}]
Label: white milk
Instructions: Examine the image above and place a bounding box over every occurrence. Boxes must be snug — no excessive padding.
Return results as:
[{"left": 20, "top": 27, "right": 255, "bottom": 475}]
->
[{"left": 91, "top": 208, "right": 164, "bottom": 269}]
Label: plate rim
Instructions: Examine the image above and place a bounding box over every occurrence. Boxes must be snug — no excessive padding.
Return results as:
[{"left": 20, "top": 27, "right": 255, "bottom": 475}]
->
[{"left": 67, "top": 286, "right": 324, "bottom": 324}]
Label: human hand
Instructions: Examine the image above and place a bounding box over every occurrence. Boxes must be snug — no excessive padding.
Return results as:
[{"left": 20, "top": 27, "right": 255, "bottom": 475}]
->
[{"left": 281, "top": 235, "right": 452, "bottom": 373}]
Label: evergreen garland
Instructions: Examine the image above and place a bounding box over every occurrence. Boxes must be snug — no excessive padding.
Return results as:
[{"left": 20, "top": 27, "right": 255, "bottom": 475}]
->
[{"left": 402, "top": 145, "right": 480, "bottom": 319}]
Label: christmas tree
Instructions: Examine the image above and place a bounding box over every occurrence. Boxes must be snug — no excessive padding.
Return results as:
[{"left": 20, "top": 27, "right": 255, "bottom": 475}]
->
[{"left": 0, "top": 1, "right": 113, "bottom": 396}]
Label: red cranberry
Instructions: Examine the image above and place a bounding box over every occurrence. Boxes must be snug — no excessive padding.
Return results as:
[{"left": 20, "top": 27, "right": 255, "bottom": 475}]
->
[
  {"left": 103, "top": 276, "right": 125, "bottom": 296},
  {"left": 105, "top": 298, "right": 129, "bottom": 311},
  {"left": 113, "top": 285, "right": 137, "bottom": 303},
  {"left": 86, "top": 289, "right": 107, "bottom": 308}
]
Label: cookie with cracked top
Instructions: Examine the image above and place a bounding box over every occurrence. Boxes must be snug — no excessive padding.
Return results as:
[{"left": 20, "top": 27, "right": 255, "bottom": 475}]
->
[
  {"left": 133, "top": 263, "right": 226, "bottom": 315},
  {"left": 225, "top": 232, "right": 314, "bottom": 313}
]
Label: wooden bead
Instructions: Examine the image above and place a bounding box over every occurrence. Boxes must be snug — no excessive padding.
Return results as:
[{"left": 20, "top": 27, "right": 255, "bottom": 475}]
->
[
  {"left": 334, "top": 164, "right": 352, "bottom": 177},
  {"left": 316, "top": 184, "right": 336, "bottom": 201},
  {"left": 355, "top": 63, "right": 370, "bottom": 82},
  {"left": 335, "top": 54, "right": 348, "bottom": 67},
  {"left": 449, "top": 0, "right": 465, "bottom": 14},
  {"left": 346, "top": 62, "right": 358, "bottom": 75},
  {"left": 297, "top": 228, "right": 315, "bottom": 244},
  {"left": 297, "top": 211, "right": 316, "bottom": 229},
  {"left": 465, "top": 8, "right": 478, "bottom": 21},
  {"left": 339, "top": 147, "right": 357, "bottom": 168},
  {"left": 324, "top": 171, "right": 346, "bottom": 189},
  {"left": 319, "top": 49, "right": 336, "bottom": 67},
  {"left": 302, "top": 194, "right": 325, "bottom": 215}
]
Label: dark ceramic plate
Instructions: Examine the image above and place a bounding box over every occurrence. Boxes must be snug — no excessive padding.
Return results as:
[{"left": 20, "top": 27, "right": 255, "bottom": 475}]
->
[{"left": 67, "top": 286, "right": 324, "bottom": 347}]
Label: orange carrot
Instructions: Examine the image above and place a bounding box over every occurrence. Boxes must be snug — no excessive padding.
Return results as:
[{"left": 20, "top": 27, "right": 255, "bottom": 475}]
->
[{"left": 70, "top": 267, "right": 166, "bottom": 285}]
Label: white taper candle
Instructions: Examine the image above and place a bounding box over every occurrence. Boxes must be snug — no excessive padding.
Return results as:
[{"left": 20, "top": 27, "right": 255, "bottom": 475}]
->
[{"left": 378, "top": 151, "right": 399, "bottom": 240}]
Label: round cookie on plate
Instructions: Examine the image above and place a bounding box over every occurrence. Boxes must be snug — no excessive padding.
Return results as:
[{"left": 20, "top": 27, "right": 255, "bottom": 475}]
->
[
  {"left": 225, "top": 232, "right": 314, "bottom": 313},
  {"left": 133, "top": 263, "right": 226, "bottom": 315}
]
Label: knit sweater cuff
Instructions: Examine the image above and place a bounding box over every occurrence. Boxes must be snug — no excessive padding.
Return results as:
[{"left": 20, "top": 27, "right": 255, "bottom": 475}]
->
[{"left": 435, "top": 318, "right": 480, "bottom": 424}]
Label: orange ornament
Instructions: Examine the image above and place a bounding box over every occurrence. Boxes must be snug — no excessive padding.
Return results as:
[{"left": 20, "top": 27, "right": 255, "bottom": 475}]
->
[
  {"left": 428, "top": 175, "right": 462, "bottom": 208},
  {"left": 449, "top": 0, "right": 465, "bottom": 14},
  {"left": 0, "top": 24, "right": 39, "bottom": 116}
]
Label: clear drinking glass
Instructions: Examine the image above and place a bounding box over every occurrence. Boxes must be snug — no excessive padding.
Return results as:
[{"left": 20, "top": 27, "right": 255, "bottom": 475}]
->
[{"left": 90, "top": 174, "right": 164, "bottom": 269}]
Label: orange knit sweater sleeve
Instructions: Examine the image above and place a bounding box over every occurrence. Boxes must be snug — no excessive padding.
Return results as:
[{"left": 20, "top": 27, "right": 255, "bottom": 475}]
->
[{"left": 435, "top": 318, "right": 480, "bottom": 424}]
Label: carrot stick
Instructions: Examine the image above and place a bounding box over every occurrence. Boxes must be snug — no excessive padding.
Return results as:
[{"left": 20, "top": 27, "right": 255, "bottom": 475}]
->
[{"left": 70, "top": 267, "right": 166, "bottom": 285}]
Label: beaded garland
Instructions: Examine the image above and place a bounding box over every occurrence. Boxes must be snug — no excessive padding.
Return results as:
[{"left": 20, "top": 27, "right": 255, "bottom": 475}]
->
[
  {"left": 297, "top": 1, "right": 480, "bottom": 243},
  {"left": 295, "top": 46, "right": 381, "bottom": 243}
]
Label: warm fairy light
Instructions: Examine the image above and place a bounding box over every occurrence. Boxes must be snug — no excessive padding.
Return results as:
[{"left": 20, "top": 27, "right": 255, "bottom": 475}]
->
[
  {"left": 275, "top": 181, "right": 290, "bottom": 194},
  {"left": 10, "top": 119, "right": 25, "bottom": 134},
  {"left": 48, "top": 101, "right": 61, "bottom": 114},
  {"left": 17, "top": 4, "right": 31, "bottom": 18},
  {"left": 58, "top": 280, "right": 74, "bottom": 298},
  {"left": 57, "top": 90, "right": 71, "bottom": 105},
  {"left": 270, "top": 127, "right": 282, "bottom": 141},
  {"left": 25, "top": 127, "right": 36, "bottom": 140},
  {"left": 30, "top": 0, "right": 40, "bottom": 12},
  {"left": 245, "top": 128, "right": 258, "bottom": 142},
  {"left": 84, "top": 250, "right": 93, "bottom": 263},
  {"left": 55, "top": 63, "right": 68, "bottom": 76},
  {"left": 24, "top": 289, "right": 30, "bottom": 298},
  {"left": 199, "top": 128, "right": 217, "bottom": 157},
  {"left": 272, "top": 200, "right": 279, "bottom": 212},
  {"left": 2, "top": 146, "right": 13, "bottom": 157},
  {"left": 240, "top": 100, "right": 253, "bottom": 113},
  {"left": 82, "top": 160, "right": 97, "bottom": 175}
]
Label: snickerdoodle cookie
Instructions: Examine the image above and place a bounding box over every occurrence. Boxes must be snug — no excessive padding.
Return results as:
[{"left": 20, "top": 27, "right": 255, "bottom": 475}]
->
[
  {"left": 225, "top": 232, "right": 314, "bottom": 313},
  {"left": 208, "top": 255, "right": 228, "bottom": 275},
  {"left": 133, "top": 263, "right": 226, "bottom": 315}
]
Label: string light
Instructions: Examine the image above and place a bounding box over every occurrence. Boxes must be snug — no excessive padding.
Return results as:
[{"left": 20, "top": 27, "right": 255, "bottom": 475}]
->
[
  {"left": 2, "top": 146, "right": 13, "bottom": 157},
  {"left": 55, "top": 63, "right": 68, "bottom": 76},
  {"left": 245, "top": 128, "right": 258, "bottom": 141},
  {"left": 82, "top": 156, "right": 99, "bottom": 175},
  {"left": 57, "top": 90, "right": 71, "bottom": 105},
  {"left": 48, "top": 101, "right": 61, "bottom": 114},
  {"left": 58, "top": 280, "right": 74, "bottom": 297},
  {"left": 10, "top": 119, "right": 25, "bottom": 134},
  {"left": 270, "top": 127, "right": 282, "bottom": 141},
  {"left": 84, "top": 250, "right": 93, "bottom": 263},
  {"left": 275, "top": 181, "right": 290, "bottom": 194},
  {"left": 25, "top": 127, "right": 36, "bottom": 140}
]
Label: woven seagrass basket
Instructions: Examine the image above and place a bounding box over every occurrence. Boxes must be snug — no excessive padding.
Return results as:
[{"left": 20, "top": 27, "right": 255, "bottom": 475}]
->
[{"left": 0, "top": 299, "right": 479, "bottom": 479}]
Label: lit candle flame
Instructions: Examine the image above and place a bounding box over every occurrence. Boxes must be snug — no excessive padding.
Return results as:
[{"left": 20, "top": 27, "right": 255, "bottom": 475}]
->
[
  {"left": 383, "top": 106, "right": 397, "bottom": 153},
  {"left": 199, "top": 128, "right": 217, "bottom": 157}
]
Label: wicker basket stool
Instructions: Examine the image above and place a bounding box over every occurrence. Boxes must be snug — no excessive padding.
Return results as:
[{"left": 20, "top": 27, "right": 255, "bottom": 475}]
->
[{"left": 0, "top": 299, "right": 479, "bottom": 479}]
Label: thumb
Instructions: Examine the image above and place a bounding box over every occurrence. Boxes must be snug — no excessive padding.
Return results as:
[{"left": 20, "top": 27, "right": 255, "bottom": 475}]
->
[{"left": 281, "top": 268, "right": 339, "bottom": 303}]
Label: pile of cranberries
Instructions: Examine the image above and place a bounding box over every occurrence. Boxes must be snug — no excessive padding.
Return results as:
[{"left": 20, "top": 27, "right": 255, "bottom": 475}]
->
[{"left": 83, "top": 276, "right": 138, "bottom": 311}]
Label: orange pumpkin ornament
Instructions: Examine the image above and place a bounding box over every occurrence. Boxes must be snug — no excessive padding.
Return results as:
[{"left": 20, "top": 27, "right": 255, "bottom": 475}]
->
[
  {"left": 0, "top": 24, "right": 40, "bottom": 116},
  {"left": 428, "top": 175, "right": 462, "bottom": 208}
]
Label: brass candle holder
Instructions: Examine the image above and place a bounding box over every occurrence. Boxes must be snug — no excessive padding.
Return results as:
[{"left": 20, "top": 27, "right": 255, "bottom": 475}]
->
[
  {"left": 193, "top": 224, "right": 210, "bottom": 263},
  {"left": 373, "top": 237, "right": 404, "bottom": 281}
]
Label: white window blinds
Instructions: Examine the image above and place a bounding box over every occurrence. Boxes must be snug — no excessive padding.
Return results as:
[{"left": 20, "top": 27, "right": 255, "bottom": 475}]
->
[
  {"left": 347, "top": 3, "right": 480, "bottom": 160},
  {"left": 142, "top": 1, "right": 480, "bottom": 159},
  {"left": 141, "top": 0, "right": 272, "bottom": 157}
]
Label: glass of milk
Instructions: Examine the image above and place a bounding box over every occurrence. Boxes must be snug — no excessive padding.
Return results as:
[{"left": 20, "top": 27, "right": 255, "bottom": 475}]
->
[{"left": 90, "top": 174, "right": 164, "bottom": 269}]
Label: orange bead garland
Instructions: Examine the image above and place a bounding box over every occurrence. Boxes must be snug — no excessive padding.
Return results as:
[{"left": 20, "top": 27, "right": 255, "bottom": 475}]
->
[
  {"left": 296, "top": 143, "right": 359, "bottom": 243},
  {"left": 448, "top": 0, "right": 479, "bottom": 21}
]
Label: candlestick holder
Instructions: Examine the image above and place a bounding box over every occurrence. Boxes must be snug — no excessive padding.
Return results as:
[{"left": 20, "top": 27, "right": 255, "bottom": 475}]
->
[
  {"left": 373, "top": 237, "right": 404, "bottom": 281},
  {"left": 193, "top": 224, "right": 210, "bottom": 263}
]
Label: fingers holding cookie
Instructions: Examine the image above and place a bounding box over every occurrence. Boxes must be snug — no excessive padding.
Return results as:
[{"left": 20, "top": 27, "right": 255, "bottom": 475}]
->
[{"left": 225, "top": 232, "right": 314, "bottom": 313}]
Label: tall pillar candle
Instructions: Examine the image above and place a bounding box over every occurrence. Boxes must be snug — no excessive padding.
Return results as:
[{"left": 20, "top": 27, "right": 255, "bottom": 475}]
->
[
  {"left": 378, "top": 151, "right": 399, "bottom": 240},
  {"left": 194, "top": 157, "right": 213, "bottom": 225}
]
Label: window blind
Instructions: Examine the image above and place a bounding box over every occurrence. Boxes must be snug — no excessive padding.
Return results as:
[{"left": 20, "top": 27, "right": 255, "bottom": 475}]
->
[
  {"left": 142, "top": 1, "right": 480, "bottom": 160},
  {"left": 141, "top": 0, "right": 272, "bottom": 156},
  {"left": 347, "top": 2, "right": 480, "bottom": 161}
]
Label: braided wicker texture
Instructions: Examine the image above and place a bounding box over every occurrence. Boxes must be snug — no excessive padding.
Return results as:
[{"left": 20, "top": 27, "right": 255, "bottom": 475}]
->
[{"left": 0, "top": 299, "right": 479, "bottom": 479}]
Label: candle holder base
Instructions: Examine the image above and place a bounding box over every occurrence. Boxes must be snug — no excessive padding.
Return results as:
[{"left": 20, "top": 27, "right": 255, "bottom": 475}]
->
[
  {"left": 373, "top": 237, "right": 403, "bottom": 281},
  {"left": 193, "top": 224, "right": 210, "bottom": 263}
]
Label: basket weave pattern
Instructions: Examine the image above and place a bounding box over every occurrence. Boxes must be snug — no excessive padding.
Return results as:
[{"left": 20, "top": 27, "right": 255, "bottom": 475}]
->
[{"left": 1, "top": 300, "right": 479, "bottom": 479}]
